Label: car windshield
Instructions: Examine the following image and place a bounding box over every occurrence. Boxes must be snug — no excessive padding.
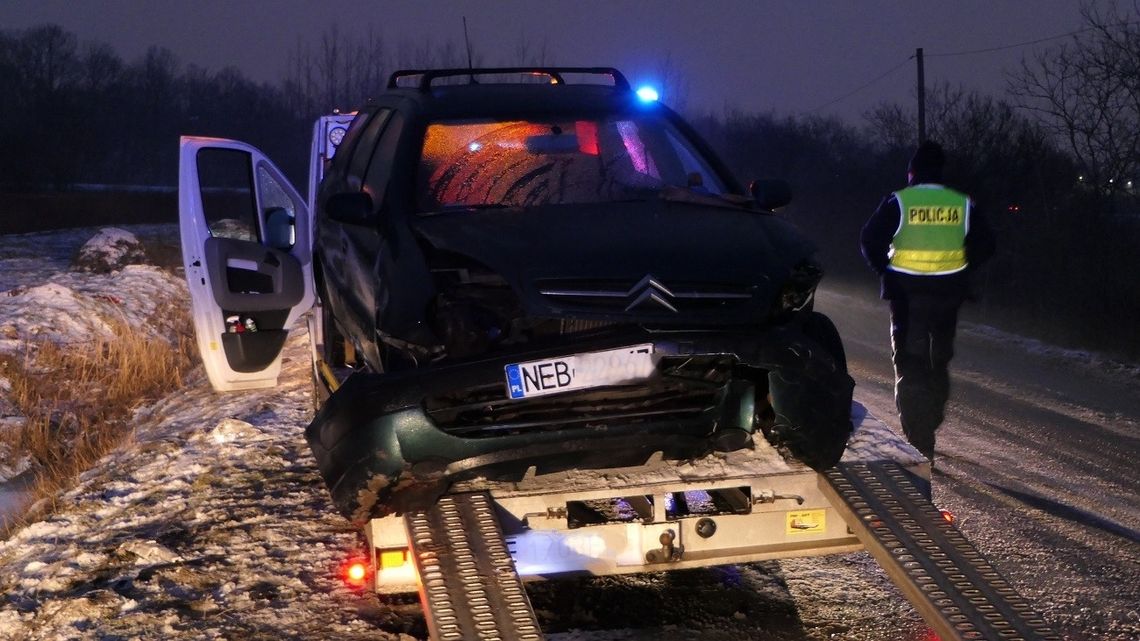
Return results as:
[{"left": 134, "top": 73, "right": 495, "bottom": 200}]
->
[{"left": 417, "top": 114, "right": 729, "bottom": 212}]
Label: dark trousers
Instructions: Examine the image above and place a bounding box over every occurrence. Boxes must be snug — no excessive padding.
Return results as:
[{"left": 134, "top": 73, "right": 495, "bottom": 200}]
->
[{"left": 889, "top": 294, "right": 961, "bottom": 459}]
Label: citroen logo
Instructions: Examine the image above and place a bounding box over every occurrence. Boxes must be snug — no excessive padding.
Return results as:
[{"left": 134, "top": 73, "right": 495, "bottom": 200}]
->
[{"left": 624, "top": 274, "right": 678, "bottom": 313}]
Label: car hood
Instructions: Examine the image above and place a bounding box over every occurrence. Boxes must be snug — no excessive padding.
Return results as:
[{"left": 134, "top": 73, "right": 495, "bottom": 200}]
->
[{"left": 412, "top": 198, "right": 818, "bottom": 323}]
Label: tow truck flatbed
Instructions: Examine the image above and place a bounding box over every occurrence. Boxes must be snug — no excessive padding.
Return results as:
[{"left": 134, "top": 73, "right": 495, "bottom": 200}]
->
[{"left": 369, "top": 404, "right": 1059, "bottom": 641}]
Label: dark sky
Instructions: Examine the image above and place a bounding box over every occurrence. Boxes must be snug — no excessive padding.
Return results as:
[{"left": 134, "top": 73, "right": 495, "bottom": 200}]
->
[{"left": 0, "top": 0, "right": 1093, "bottom": 120}]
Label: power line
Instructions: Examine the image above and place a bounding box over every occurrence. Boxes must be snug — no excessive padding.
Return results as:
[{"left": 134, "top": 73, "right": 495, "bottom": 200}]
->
[
  {"left": 802, "top": 19, "right": 1140, "bottom": 115},
  {"left": 806, "top": 56, "right": 912, "bottom": 114},
  {"left": 926, "top": 20, "right": 1140, "bottom": 57}
]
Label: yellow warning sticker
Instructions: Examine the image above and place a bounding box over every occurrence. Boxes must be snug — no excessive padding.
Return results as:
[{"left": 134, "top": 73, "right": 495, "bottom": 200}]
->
[{"left": 786, "top": 509, "right": 826, "bottom": 535}]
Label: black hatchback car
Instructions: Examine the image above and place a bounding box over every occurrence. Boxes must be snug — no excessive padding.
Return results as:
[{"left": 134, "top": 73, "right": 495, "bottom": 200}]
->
[{"left": 179, "top": 68, "right": 853, "bottom": 523}]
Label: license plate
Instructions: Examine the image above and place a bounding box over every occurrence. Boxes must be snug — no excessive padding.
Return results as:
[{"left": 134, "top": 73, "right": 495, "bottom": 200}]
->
[{"left": 504, "top": 344, "right": 655, "bottom": 400}]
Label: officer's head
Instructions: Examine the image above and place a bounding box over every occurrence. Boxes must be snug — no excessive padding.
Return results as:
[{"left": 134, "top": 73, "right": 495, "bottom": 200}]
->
[{"left": 907, "top": 140, "right": 944, "bottom": 185}]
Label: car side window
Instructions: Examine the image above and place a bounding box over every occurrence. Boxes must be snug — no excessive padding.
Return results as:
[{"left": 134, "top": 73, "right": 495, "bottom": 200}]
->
[
  {"left": 330, "top": 109, "right": 377, "bottom": 175},
  {"left": 346, "top": 108, "right": 393, "bottom": 190},
  {"left": 196, "top": 148, "right": 258, "bottom": 242},
  {"left": 363, "top": 111, "right": 405, "bottom": 209},
  {"left": 662, "top": 128, "right": 727, "bottom": 194}
]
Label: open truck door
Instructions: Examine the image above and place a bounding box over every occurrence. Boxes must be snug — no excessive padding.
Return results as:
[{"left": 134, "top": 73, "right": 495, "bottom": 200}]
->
[{"left": 179, "top": 137, "right": 314, "bottom": 392}]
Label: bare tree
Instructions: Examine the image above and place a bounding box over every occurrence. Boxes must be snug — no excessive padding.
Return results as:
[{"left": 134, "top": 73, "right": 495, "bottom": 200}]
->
[
  {"left": 285, "top": 27, "right": 389, "bottom": 117},
  {"left": 347, "top": 28, "right": 386, "bottom": 104},
  {"left": 80, "top": 42, "right": 123, "bottom": 93},
  {"left": 320, "top": 25, "right": 342, "bottom": 109},
  {"left": 396, "top": 37, "right": 471, "bottom": 70},
  {"left": 1010, "top": 1, "right": 1140, "bottom": 198},
  {"left": 655, "top": 51, "right": 690, "bottom": 114},
  {"left": 17, "top": 24, "right": 80, "bottom": 97},
  {"left": 512, "top": 35, "right": 549, "bottom": 66}
]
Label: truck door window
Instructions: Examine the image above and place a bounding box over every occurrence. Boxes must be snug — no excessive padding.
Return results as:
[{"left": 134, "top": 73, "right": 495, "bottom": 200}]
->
[
  {"left": 256, "top": 163, "right": 299, "bottom": 249},
  {"left": 195, "top": 148, "right": 258, "bottom": 241}
]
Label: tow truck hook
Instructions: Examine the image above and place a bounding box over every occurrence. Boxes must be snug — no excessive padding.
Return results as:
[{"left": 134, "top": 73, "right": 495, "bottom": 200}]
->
[{"left": 646, "top": 529, "right": 683, "bottom": 564}]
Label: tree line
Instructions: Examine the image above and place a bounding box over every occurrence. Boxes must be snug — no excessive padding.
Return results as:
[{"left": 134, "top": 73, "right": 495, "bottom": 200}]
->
[{"left": 0, "top": 7, "right": 1136, "bottom": 359}]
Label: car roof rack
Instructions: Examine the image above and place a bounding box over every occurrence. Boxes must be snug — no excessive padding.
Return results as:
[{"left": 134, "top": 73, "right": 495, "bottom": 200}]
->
[{"left": 387, "top": 67, "right": 631, "bottom": 92}]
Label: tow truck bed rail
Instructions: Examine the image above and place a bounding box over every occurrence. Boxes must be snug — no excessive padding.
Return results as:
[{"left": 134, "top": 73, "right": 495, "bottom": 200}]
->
[
  {"left": 824, "top": 462, "right": 1060, "bottom": 641},
  {"left": 406, "top": 492, "right": 544, "bottom": 641}
]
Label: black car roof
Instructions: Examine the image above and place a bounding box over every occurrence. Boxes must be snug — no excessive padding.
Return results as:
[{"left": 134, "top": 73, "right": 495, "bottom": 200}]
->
[
  {"left": 377, "top": 67, "right": 647, "bottom": 120},
  {"left": 383, "top": 82, "right": 645, "bottom": 120}
]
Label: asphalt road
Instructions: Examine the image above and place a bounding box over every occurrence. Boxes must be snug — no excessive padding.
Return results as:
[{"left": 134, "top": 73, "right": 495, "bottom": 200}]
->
[{"left": 810, "top": 285, "right": 1140, "bottom": 641}]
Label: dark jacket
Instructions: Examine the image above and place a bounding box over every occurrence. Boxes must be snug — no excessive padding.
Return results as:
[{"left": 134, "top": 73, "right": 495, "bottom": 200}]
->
[{"left": 860, "top": 182, "right": 996, "bottom": 301}]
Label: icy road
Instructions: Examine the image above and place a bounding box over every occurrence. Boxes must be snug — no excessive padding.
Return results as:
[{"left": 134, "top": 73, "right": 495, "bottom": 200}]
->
[{"left": 0, "top": 225, "right": 1137, "bottom": 640}]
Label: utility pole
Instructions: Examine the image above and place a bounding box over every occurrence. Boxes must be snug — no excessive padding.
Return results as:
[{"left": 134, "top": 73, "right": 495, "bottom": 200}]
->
[{"left": 916, "top": 47, "right": 926, "bottom": 144}]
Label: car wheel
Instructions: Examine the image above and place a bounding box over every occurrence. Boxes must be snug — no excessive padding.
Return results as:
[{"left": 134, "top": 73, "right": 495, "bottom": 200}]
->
[
  {"left": 800, "top": 311, "right": 847, "bottom": 374},
  {"left": 764, "top": 311, "right": 854, "bottom": 471}
]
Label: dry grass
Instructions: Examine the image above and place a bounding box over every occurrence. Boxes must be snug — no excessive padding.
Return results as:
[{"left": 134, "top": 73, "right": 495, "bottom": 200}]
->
[{"left": 1, "top": 303, "right": 196, "bottom": 536}]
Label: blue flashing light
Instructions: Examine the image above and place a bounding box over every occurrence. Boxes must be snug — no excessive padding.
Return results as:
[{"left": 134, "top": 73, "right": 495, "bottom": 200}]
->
[{"left": 636, "top": 86, "right": 659, "bottom": 102}]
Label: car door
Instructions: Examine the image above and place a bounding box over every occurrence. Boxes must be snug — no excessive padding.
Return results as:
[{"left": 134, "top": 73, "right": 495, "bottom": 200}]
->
[{"left": 179, "top": 137, "right": 314, "bottom": 392}]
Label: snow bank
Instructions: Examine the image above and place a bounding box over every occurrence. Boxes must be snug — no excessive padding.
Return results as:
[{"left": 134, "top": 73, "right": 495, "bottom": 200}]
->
[
  {"left": 72, "top": 227, "right": 148, "bottom": 274},
  {"left": 0, "top": 264, "right": 186, "bottom": 353},
  {"left": 963, "top": 322, "right": 1140, "bottom": 380}
]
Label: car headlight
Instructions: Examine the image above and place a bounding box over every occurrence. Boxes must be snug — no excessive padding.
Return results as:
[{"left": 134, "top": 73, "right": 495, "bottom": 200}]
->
[{"left": 777, "top": 259, "right": 823, "bottom": 315}]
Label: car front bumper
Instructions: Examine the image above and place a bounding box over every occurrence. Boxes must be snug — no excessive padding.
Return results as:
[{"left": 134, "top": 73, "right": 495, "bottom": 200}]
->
[{"left": 305, "top": 325, "right": 853, "bottom": 522}]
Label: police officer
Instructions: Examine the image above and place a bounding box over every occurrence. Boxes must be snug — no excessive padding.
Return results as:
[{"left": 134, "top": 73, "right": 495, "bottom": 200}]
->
[{"left": 860, "top": 141, "right": 994, "bottom": 462}]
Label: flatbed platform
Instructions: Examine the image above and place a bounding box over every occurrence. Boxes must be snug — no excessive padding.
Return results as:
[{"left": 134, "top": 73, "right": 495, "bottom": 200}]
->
[{"left": 385, "top": 406, "right": 1057, "bottom": 640}]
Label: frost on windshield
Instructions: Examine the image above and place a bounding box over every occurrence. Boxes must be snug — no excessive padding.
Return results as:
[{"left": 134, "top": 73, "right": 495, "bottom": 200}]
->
[{"left": 418, "top": 116, "right": 726, "bottom": 211}]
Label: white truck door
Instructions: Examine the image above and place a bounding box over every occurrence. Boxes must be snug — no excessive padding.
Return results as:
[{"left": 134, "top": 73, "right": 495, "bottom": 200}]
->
[{"left": 179, "top": 137, "right": 315, "bottom": 392}]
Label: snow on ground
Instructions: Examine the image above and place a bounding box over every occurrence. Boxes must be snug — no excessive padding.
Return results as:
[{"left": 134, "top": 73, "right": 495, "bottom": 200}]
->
[
  {"left": 0, "top": 225, "right": 407, "bottom": 639},
  {"left": 0, "top": 225, "right": 186, "bottom": 492},
  {"left": 0, "top": 332, "right": 410, "bottom": 640},
  {"left": 0, "top": 266, "right": 183, "bottom": 350}
]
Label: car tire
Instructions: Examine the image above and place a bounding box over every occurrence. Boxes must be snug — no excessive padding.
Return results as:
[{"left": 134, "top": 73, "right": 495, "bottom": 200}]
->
[
  {"left": 764, "top": 311, "right": 854, "bottom": 471},
  {"left": 800, "top": 311, "right": 847, "bottom": 374}
]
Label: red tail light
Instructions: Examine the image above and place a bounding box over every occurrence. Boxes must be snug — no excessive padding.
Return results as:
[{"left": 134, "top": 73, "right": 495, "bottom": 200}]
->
[{"left": 341, "top": 557, "right": 371, "bottom": 588}]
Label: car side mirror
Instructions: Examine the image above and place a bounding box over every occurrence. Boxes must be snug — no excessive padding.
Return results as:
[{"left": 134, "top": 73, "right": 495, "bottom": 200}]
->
[
  {"left": 326, "top": 192, "right": 377, "bottom": 226},
  {"left": 750, "top": 179, "right": 792, "bottom": 210},
  {"left": 263, "top": 206, "right": 295, "bottom": 249}
]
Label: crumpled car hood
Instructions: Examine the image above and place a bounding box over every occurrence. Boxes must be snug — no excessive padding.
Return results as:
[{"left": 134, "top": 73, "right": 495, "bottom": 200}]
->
[{"left": 411, "top": 198, "right": 818, "bottom": 322}]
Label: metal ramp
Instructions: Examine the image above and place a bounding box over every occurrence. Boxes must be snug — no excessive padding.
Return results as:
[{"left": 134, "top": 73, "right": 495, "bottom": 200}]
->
[
  {"left": 822, "top": 462, "right": 1061, "bottom": 641},
  {"left": 405, "top": 492, "right": 544, "bottom": 641}
]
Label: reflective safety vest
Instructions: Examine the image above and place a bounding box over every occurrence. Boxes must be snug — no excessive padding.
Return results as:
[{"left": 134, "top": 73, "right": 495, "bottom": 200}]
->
[{"left": 888, "top": 185, "right": 970, "bottom": 275}]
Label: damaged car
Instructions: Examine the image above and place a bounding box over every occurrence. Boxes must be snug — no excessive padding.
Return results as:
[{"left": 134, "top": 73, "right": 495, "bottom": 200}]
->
[{"left": 178, "top": 67, "right": 853, "bottom": 523}]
